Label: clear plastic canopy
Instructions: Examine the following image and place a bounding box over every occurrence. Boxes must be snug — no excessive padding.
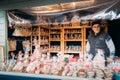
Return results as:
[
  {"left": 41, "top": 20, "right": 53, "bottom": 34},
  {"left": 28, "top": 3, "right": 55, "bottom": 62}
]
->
[{"left": 7, "top": 0, "right": 120, "bottom": 25}]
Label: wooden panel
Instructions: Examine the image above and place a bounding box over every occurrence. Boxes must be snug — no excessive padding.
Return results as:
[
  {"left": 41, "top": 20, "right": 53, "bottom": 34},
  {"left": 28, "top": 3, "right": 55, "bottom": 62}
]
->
[{"left": 0, "top": 46, "right": 4, "bottom": 68}]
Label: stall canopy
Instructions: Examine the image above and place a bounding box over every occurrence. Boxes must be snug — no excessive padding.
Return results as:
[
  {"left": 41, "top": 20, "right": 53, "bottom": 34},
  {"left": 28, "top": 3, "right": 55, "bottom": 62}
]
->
[{"left": 7, "top": 0, "right": 120, "bottom": 25}]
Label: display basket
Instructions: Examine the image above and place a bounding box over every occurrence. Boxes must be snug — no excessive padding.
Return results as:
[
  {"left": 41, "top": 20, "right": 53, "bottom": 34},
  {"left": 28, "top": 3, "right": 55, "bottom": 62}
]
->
[
  {"left": 71, "top": 22, "right": 80, "bottom": 26},
  {"left": 61, "top": 22, "right": 70, "bottom": 27}
]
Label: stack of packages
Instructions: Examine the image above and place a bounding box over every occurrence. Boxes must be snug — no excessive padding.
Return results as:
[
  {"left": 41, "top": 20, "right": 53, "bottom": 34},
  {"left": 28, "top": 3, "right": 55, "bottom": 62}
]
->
[
  {"left": 1, "top": 47, "right": 120, "bottom": 80},
  {"left": 12, "top": 51, "right": 22, "bottom": 72}
]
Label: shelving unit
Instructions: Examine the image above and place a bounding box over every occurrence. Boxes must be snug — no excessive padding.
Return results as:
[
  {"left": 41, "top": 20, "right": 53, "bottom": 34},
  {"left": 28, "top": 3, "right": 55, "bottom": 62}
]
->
[
  {"left": 49, "top": 28, "right": 62, "bottom": 53},
  {"left": 40, "top": 26, "right": 49, "bottom": 53},
  {"left": 63, "top": 26, "right": 83, "bottom": 55},
  {"left": 49, "top": 26, "right": 84, "bottom": 56},
  {"left": 31, "top": 25, "right": 49, "bottom": 54},
  {"left": 31, "top": 26, "right": 40, "bottom": 54}
]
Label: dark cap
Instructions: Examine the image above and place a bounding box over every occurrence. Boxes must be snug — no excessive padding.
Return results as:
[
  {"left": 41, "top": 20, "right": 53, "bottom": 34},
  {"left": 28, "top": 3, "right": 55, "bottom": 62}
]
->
[{"left": 92, "top": 20, "right": 101, "bottom": 27}]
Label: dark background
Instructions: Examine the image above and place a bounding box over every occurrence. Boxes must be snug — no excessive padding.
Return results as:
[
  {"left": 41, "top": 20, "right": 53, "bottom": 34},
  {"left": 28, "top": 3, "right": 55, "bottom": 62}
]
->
[{"left": 108, "top": 19, "right": 120, "bottom": 57}]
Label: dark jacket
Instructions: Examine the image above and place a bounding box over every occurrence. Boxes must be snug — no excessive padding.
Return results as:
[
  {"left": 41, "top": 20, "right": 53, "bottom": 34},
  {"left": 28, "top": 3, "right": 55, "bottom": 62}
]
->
[{"left": 87, "top": 31, "right": 110, "bottom": 57}]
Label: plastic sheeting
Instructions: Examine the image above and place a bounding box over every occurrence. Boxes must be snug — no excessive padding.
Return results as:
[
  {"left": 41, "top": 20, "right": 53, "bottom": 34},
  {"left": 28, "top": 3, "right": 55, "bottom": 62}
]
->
[{"left": 7, "top": 0, "right": 120, "bottom": 25}]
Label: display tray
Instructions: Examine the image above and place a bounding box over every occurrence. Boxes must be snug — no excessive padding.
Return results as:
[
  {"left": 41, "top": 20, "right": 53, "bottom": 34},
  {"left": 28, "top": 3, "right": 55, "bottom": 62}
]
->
[
  {"left": 0, "top": 71, "right": 103, "bottom": 80},
  {"left": 113, "top": 73, "right": 120, "bottom": 80}
]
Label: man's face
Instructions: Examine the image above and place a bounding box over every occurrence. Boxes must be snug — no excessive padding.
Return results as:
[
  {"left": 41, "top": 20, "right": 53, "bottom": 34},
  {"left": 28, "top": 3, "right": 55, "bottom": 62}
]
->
[{"left": 92, "top": 24, "right": 100, "bottom": 34}]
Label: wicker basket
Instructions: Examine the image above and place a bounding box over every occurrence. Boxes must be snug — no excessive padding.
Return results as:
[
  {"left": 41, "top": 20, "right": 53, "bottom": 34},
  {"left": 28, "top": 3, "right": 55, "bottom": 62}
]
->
[
  {"left": 71, "top": 22, "right": 80, "bottom": 26},
  {"left": 40, "top": 24, "right": 48, "bottom": 27},
  {"left": 61, "top": 22, "right": 70, "bottom": 27}
]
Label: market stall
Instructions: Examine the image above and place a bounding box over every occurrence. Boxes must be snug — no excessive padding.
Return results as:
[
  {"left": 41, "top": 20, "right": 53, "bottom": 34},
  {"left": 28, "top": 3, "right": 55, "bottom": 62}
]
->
[{"left": 1, "top": 0, "right": 120, "bottom": 80}]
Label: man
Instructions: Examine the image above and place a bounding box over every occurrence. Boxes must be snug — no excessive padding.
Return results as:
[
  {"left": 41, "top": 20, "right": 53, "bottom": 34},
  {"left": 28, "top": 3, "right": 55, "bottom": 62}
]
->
[{"left": 86, "top": 21, "right": 115, "bottom": 59}]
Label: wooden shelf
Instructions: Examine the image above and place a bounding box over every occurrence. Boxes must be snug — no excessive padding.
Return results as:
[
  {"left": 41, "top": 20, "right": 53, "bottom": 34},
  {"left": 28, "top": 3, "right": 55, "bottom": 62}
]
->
[
  {"left": 64, "top": 26, "right": 82, "bottom": 29},
  {"left": 40, "top": 43, "right": 49, "bottom": 45},
  {"left": 64, "top": 39, "right": 83, "bottom": 41},
  {"left": 49, "top": 39, "right": 61, "bottom": 41},
  {"left": 50, "top": 32, "right": 60, "bottom": 34},
  {"left": 40, "top": 33, "right": 49, "bottom": 36},
  {"left": 64, "top": 51, "right": 80, "bottom": 53},
  {"left": 64, "top": 32, "right": 81, "bottom": 34},
  {"left": 50, "top": 27, "right": 62, "bottom": 29}
]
